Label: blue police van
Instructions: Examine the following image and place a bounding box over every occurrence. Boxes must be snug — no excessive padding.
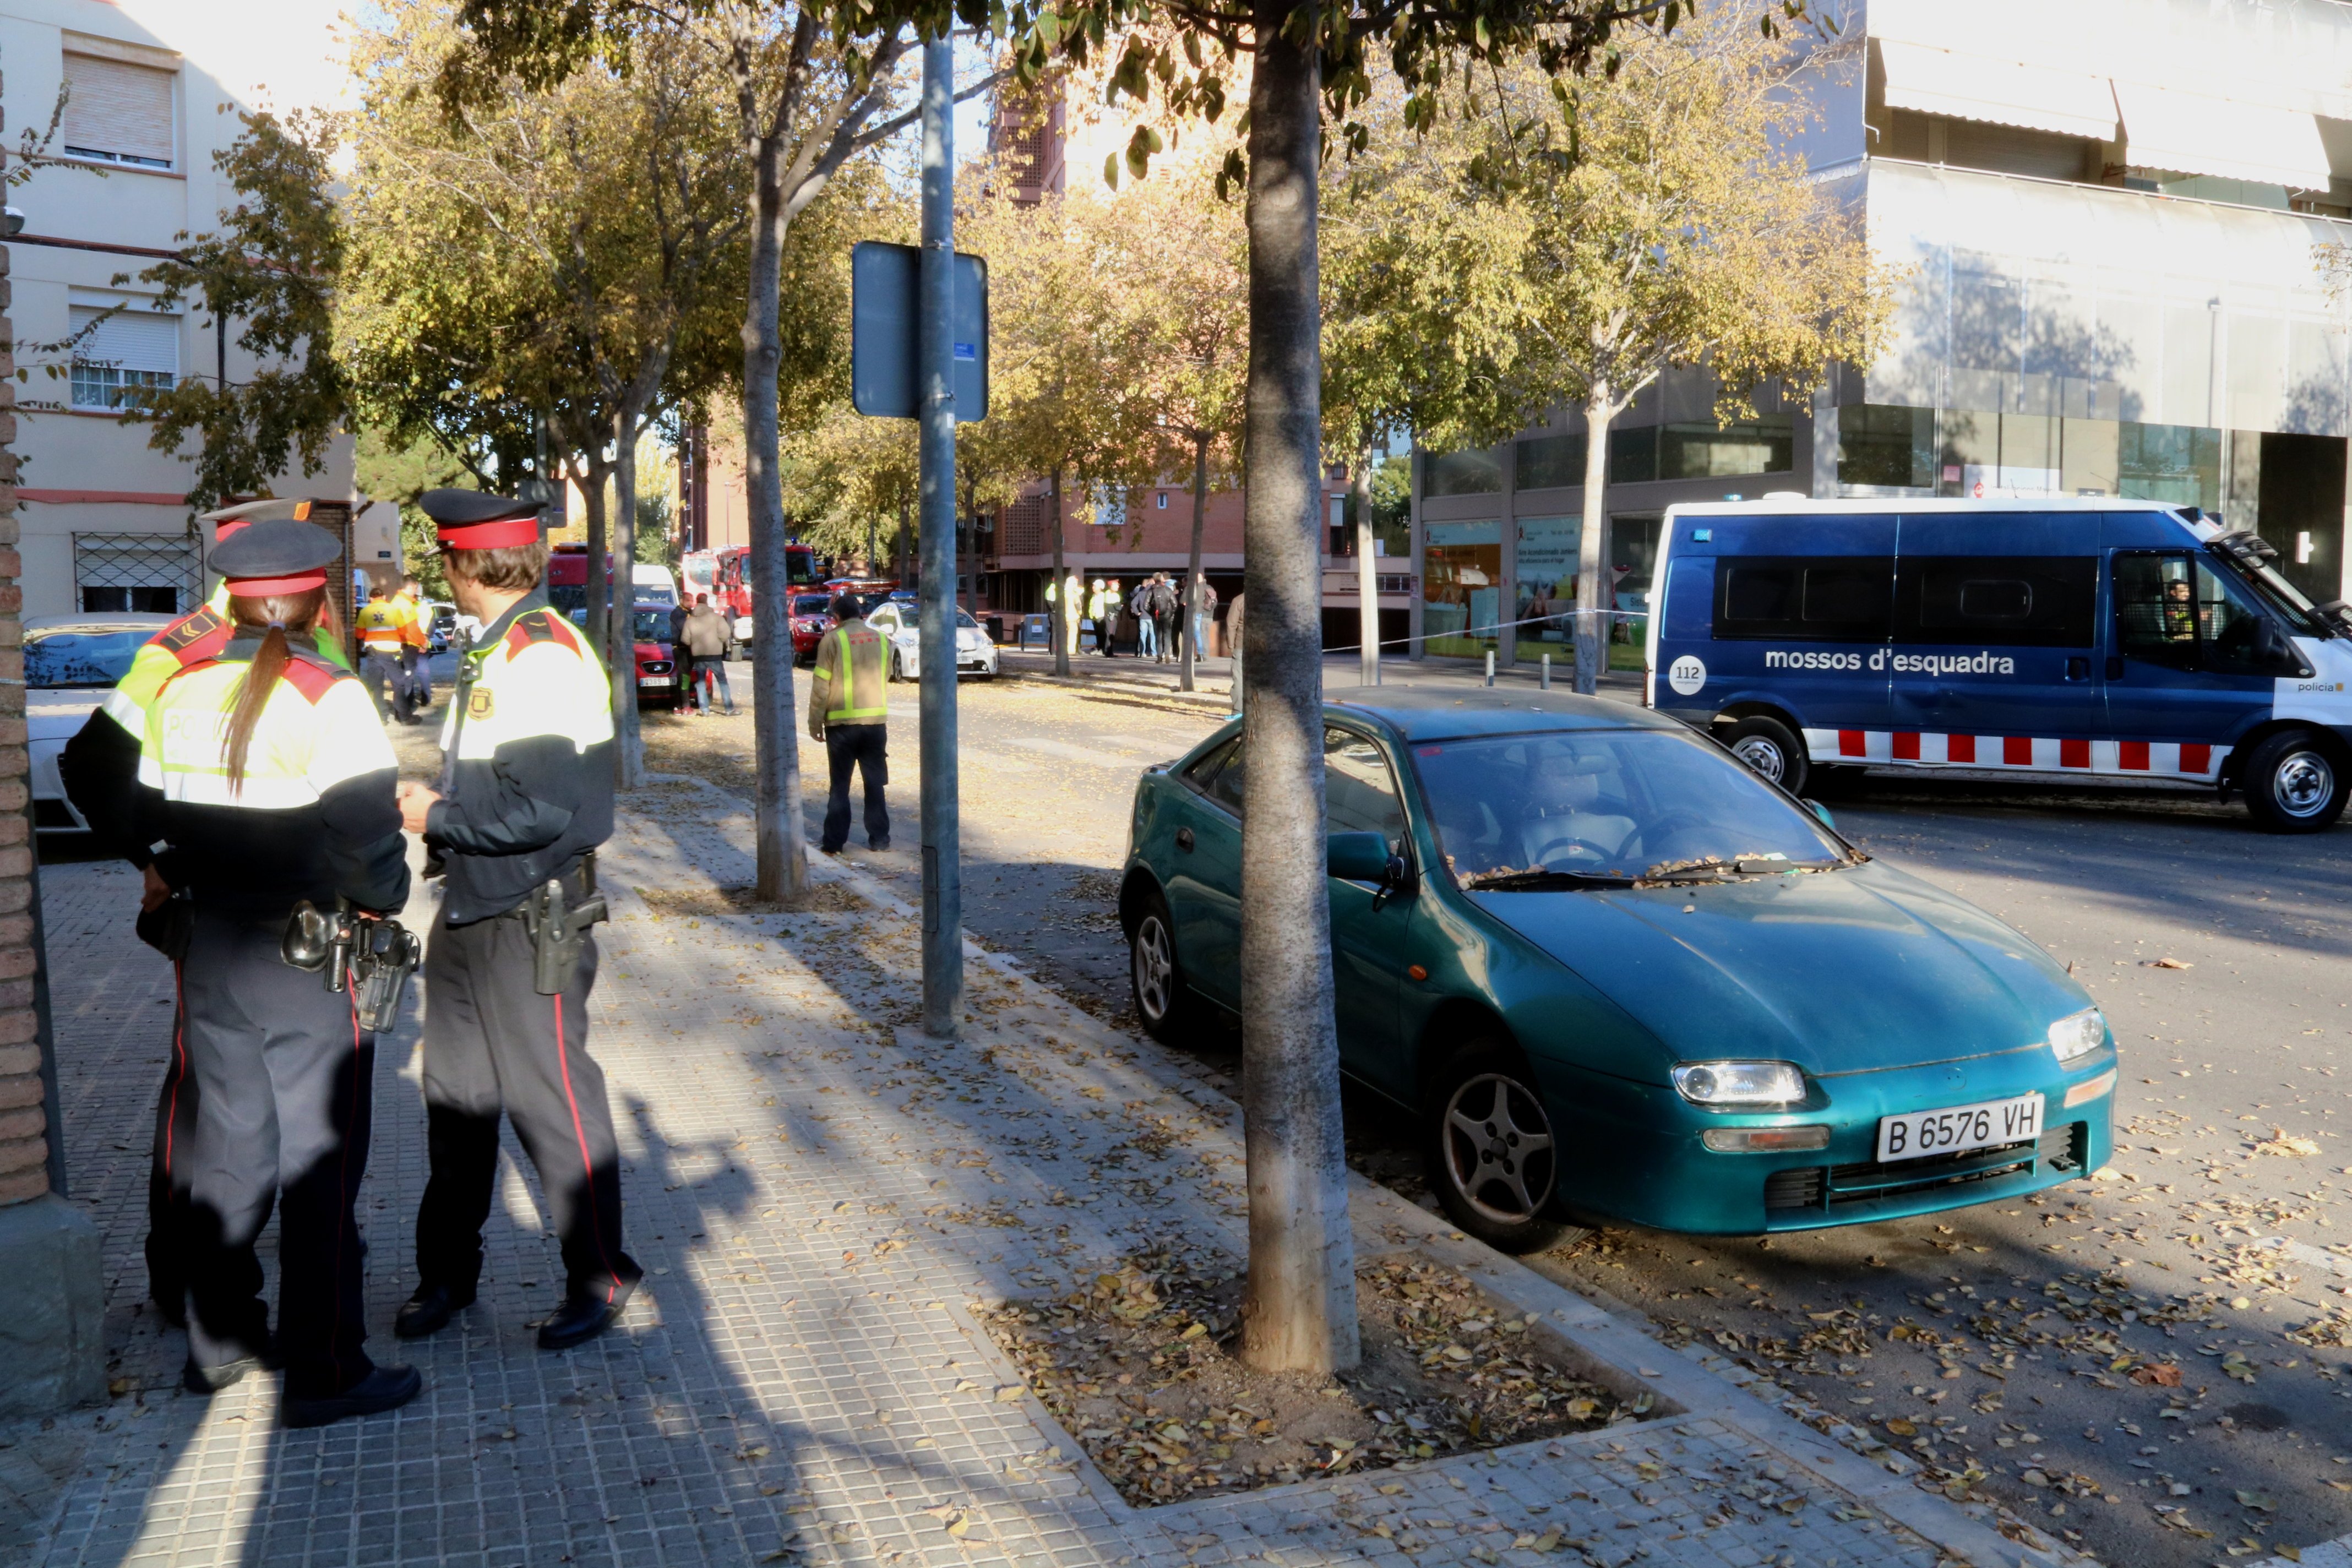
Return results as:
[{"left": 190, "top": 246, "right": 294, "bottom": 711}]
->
[{"left": 1642, "top": 498, "right": 2352, "bottom": 832}]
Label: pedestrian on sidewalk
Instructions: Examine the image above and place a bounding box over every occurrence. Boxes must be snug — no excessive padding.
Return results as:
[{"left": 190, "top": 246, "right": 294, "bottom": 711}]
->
[
  {"left": 1145, "top": 574, "right": 1177, "bottom": 663},
  {"left": 355, "top": 583, "right": 418, "bottom": 723},
  {"left": 72, "top": 518, "right": 422, "bottom": 1427},
  {"left": 393, "top": 489, "right": 643, "bottom": 1353},
  {"left": 1130, "top": 578, "right": 1159, "bottom": 661},
  {"left": 1224, "top": 589, "right": 1245, "bottom": 705},
  {"left": 1085, "top": 578, "right": 1110, "bottom": 655},
  {"left": 59, "top": 497, "right": 355, "bottom": 1335},
  {"left": 681, "top": 594, "right": 736, "bottom": 714},
  {"left": 396, "top": 576, "right": 434, "bottom": 709},
  {"left": 667, "top": 599, "right": 691, "bottom": 693},
  {"left": 1192, "top": 576, "right": 1218, "bottom": 664},
  {"left": 807, "top": 591, "right": 890, "bottom": 854}
]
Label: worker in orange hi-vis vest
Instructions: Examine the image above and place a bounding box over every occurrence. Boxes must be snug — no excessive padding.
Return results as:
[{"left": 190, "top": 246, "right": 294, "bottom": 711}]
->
[{"left": 355, "top": 583, "right": 420, "bottom": 724}]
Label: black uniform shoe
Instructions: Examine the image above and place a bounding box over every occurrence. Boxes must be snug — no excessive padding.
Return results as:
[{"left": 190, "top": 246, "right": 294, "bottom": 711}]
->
[
  {"left": 537, "top": 1278, "right": 637, "bottom": 1351},
  {"left": 393, "top": 1282, "right": 476, "bottom": 1340},
  {"left": 183, "top": 1355, "right": 262, "bottom": 1394},
  {"left": 281, "top": 1364, "right": 422, "bottom": 1429}
]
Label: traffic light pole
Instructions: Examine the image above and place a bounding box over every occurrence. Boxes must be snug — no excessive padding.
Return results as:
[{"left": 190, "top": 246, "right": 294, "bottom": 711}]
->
[{"left": 916, "top": 37, "right": 963, "bottom": 1039}]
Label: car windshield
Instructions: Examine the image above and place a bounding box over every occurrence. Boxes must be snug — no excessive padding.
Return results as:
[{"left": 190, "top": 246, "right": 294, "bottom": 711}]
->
[
  {"left": 2211, "top": 546, "right": 2331, "bottom": 636},
  {"left": 26, "top": 626, "right": 153, "bottom": 689},
  {"left": 633, "top": 609, "right": 670, "bottom": 641},
  {"left": 794, "top": 594, "right": 832, "bottom": 616},
  {"left": 1409, "top": 728, "right": 1850, "bottom": 888},
  {"left": 882, "top": 607, "right": 980, "bottom": 631}
]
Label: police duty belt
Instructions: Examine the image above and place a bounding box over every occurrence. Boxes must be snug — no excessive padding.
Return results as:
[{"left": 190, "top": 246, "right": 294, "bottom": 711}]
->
[
  {"left": 282, "top": 899, "right": 423, "bottom": 1034},
  {"left": 521, "top": 859, "right": 608, "bottom": 995}
]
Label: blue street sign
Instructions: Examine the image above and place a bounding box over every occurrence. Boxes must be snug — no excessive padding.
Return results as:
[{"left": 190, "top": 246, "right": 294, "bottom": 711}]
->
[{"left": 851, "top": 241, "right": 990, "bottom": 421}]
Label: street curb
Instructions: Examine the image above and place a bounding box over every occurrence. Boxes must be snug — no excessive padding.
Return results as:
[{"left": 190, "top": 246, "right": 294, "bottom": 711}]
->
[
  {"left": 2253, "top": 1532, "right": 2352, "bottom": 1568},
  {"left": 632, "top": 769, "right": 2088, "bottom": 1568}
]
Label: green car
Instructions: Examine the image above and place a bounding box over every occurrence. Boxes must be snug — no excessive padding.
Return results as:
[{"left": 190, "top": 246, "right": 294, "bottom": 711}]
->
[{"left": 1119, "top": 690, "right": 2116, "bottom": 1250}]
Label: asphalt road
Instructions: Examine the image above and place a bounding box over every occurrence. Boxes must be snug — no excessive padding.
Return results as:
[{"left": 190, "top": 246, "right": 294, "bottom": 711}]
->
[
  {"left": 48, "top": 654, "right": 2350, "bottom": 1566},
  {"left": 651, "top": 664, "right": 2352, "bottom": 1568}
]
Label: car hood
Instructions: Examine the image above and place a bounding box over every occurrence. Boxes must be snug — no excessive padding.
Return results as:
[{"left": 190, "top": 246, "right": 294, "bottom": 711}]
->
[
  {"left": 27, "top": 690, "right": 105, "bottom": 743},
  {"left": 1472, "top": 860, "right": 2090, "bottom": 1079}
]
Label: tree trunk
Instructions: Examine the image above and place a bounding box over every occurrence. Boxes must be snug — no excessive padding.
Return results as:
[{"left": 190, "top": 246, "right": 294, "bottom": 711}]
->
[
  {"left": 1048, "top": 466, "right": 1070, "bottom": 678},
  {"left": 1574, "top": 389, "right": 1614, "bottom": 696},
  {"left": 583, "top": 462, "right": 609, "bottom": 666},
  {"left": 1235, "top": 4, "right": 1358, "bottom": 1378},
  {"left": 1352, "top": 448, "right": 1378, "bottom": 687},
  {"left": 609, "top": 409, "right": 646, "bottom": 789},
  {"left": 746, "top": 130, "right": 809, "bottom": 902},
  {"left": 1180, "top": 431, "right": 1208, "bottom": 693}
]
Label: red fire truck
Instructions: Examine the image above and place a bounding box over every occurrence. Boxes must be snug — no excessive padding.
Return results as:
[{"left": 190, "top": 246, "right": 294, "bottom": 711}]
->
[{"left": 680, "top": 543, "right": 825, "bottom": 656}]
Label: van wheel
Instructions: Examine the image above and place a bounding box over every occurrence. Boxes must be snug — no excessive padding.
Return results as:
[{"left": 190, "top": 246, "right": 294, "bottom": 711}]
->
[
  {"left": 2241, "top": 729, "right": 2347, "bottom": 833},
  {"left": 1721, "top": 715, "right": 1809, "bottom": 795},
  {"left": 1423, "top": 1039, "right": 1565, "bottom": 1254}
]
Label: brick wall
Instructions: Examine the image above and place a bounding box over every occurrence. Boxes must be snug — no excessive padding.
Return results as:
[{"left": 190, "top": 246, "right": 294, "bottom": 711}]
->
[{"left": 0, "top": 236, "right": 46, "bottom": 1209}]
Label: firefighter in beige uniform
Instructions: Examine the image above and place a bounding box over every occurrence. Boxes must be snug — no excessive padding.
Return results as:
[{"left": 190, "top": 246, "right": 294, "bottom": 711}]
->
[{"left": 392, "top": 489, "right": 640, "bottom": 1351}]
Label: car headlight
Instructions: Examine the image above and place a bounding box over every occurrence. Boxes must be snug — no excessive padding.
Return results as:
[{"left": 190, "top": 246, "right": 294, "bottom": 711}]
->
[
  {"left": 2048, "top": 1006, "right": 2107, "bottom": 1064},
  {"left": 1671, "top": 1060, "right": 1807, "bottom": 1107}
]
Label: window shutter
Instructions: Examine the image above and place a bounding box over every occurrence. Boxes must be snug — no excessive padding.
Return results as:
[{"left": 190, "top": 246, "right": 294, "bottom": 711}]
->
[
  {"left": 63, "top": 52, "right": 175, "bottom": 167},
  {"left": 72, "top": 305, "right": 180, "bottom": 375}
]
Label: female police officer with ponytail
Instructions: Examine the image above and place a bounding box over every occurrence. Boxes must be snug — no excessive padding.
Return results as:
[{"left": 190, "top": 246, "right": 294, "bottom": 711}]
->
[{"left": 78, "top": 518, "right": 422, "bottom": 1427}]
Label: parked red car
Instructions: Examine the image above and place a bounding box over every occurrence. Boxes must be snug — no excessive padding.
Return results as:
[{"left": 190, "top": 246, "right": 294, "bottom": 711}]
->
[{"left": 628, "top": 602, "right": 682, "bottom": 709}]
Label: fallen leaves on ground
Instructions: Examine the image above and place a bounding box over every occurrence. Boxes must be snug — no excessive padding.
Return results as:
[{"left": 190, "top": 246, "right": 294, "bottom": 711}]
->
[{"left": 976, "top": 1248, "right": 1623, "bottom": 1506}]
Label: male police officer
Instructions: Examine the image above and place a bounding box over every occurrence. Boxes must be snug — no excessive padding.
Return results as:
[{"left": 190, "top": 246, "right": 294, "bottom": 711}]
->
[
  {"left": 392, "top": 490, "right": 641, "bottom": 1350},
  {"left": 58, "top": 497, "right": 350, "bottom": 1331},
  {"left": 807, "top": 591, "right": 890, "bottom": 853}
]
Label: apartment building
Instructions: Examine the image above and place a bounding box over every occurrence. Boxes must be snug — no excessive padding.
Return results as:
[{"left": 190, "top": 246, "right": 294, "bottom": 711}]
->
[
  {"left": 1414, "top": 0, "right": 2352, "bottom": 665},
  {"left": 0, "top": 0, "right": 367, "bottom": 620}
]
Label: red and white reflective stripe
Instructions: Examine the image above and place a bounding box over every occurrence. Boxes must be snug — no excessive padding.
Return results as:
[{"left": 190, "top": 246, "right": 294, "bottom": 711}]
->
[{"left": 1800, "top": 728, "right": 2223, "bottom": 780}]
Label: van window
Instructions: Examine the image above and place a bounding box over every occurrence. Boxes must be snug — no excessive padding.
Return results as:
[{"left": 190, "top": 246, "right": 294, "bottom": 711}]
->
[
  {"left": 1896, "top": 556, "right": 2096, "bottom": 647},
  {"left": 1712, "top": 557, "right": 1893, "bottom": 641},
  {"left": 2114, "top": 554, "right": 2279, "bottom": 676}
]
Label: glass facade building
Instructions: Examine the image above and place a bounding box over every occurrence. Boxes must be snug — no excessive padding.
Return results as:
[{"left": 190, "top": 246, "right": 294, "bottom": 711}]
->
[{"left": 1410, "top": 0, "right": 2352, "bottom": 661}]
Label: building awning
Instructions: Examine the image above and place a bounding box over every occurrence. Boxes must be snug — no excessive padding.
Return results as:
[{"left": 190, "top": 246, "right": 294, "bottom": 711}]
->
[
  {"left": 2113, "top": 80, "right": 2333, "bottom": 188},
  {"left": 1878, "top": 40, "right": 2118, "bottom": 142}
]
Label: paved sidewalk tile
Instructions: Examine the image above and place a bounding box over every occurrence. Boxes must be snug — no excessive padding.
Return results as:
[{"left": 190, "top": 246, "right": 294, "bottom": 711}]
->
[{"left": 15, "top": 786, "right": 1960, "bottom": 1567}]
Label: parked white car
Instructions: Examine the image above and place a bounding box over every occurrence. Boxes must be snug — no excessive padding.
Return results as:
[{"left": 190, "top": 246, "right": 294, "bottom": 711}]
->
[
  {"left": 633, "top": 563, "right": 678, "bottom": 606},
  {"left": 863, "top": 601, "right": 998, "bottom": 680},
  {"left": 26, "top": 613, "right": 173, "bottom": 831}
]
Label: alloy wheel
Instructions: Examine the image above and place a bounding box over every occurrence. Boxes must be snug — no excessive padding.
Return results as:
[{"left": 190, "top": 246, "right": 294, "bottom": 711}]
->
[
  {"left": 1440, "top": 1072, "right": 1557, "bottom": 1224},
  {"left": 1132, "top": 914, "right": 1174, "bottom": 1022}
]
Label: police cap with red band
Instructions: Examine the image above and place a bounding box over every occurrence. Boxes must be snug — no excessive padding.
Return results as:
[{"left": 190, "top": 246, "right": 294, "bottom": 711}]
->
[
  {"left": 210, "top": 517, "right": 343, "bottom": 598},
  {"left": 421, "top": 489, "right": 542, "bottom": 551},
  {"left": 200, "top": 496, "right": 334, "bottom": 542}
]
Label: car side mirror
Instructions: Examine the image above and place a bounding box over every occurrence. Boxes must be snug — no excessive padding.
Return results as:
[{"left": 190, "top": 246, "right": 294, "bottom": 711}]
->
[
  {"left": 1327, "top": 831, "right": 1395, "bottom": 884},
  {"left": 1803, "top": 799, "right": 1835, "bottom": 830},
  {"left": 2252, "top": 616, "right": 2312, "bottom": 676}
]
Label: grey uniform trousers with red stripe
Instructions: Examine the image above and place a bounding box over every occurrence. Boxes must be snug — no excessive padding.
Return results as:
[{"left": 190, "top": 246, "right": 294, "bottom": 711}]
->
[
  {"left": 178, "top": 909, "right": 376, "bottom": 1396},
  {"left": 415, "top": 912, "right": 638, "bottom": 1303}
]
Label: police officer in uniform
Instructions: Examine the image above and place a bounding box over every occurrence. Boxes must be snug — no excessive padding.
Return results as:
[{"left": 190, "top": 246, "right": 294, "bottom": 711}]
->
[
  {"left": 70, "top": 518, "right": 421, "bottom": 1425},
  {"left": 59, "top": 498, "right": 351, "bottom": 1332},
  {"left": 393, "top": 490, "right": 641, "bottom": 1350}
]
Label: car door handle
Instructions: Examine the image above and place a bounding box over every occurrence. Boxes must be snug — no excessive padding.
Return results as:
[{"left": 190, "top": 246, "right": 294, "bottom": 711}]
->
[
  {"left": 1175, "top": 827, "right": 1195, "bottom": 851},
  {"left": 2064, "top": 656, "right": 2089, "bottom": 681}
]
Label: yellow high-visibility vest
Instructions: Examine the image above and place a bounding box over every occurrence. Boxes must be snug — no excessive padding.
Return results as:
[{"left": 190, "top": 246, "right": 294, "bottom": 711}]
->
[{"left": 816, "top": 622, "right": 888, "bottom": 723}]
